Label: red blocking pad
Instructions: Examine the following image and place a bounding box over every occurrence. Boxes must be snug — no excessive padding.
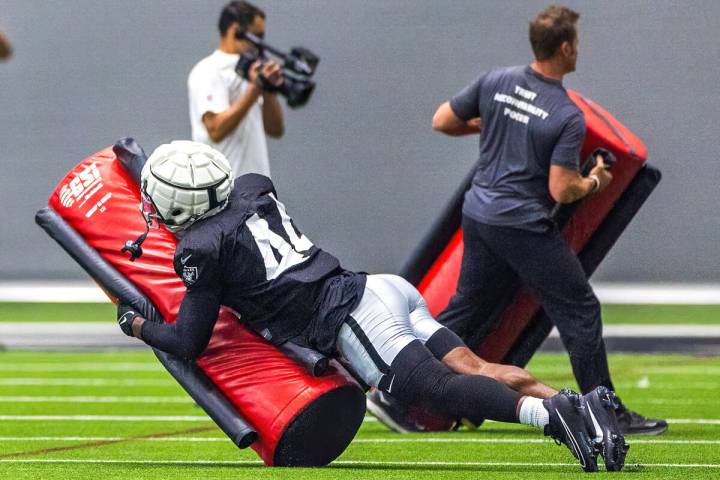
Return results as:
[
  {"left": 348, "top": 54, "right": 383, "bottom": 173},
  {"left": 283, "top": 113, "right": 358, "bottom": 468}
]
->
[
  {"left": 417, "top": 90, "right": 648, "bottom": 362},
  {"left": 46, "top": 147, "right": 364, "bottom": 465}
]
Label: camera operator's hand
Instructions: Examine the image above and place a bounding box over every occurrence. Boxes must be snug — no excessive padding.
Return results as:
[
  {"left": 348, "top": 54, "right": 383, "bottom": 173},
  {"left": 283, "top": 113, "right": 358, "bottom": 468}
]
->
[
  {"left": 261, "top": 61, "right": 284, "bottom": 89},
  {"left": 247, "top": 61, "right": 264, "bottom": 90},
  {"left": 588, "top": 156, "right": 613, "bottom": 193}
]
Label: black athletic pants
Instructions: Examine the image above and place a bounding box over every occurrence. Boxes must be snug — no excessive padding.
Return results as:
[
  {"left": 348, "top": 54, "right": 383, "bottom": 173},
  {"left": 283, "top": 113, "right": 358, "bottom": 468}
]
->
[{"left": 437, "top": 214, "right": 614, "bottom": 394}]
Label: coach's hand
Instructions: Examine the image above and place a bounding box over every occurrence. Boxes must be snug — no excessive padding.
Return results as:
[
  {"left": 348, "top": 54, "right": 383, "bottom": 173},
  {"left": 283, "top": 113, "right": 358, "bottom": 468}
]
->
[
  {"left": 117, "top": 304, "right": 141, "bottom": 337},
  {"left": 589, "top": 156, "right": 613, "bottom": 193}
]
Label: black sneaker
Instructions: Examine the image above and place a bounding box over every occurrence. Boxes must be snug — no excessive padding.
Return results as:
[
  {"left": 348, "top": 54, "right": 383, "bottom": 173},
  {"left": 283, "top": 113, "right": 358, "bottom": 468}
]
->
[
  {"left": 616, "top": 404, "right": 668, "bottom": 435},
  {"left": 366, "top": 389, "right": 455, "bottom": 433},
  {"left": 543, "top": 391, "right": 599, "bottom": 472},
  {"left": 581, "top": 387, "right": 629, "bottom": 471}
]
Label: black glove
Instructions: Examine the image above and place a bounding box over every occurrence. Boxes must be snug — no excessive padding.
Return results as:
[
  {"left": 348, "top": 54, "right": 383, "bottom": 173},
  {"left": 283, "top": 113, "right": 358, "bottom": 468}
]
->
[
  {"left": 592, "top": 147, "right": 617, "bottom": 170},
  {"left": 117, "top": 304, "right": 140, "bottom": 337}
]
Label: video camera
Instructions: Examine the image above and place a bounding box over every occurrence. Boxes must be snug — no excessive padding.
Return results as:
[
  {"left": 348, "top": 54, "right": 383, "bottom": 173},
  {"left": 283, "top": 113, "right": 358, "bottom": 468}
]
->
[{"left": 235, "top": 31, "right": 319, "bottom": 109}]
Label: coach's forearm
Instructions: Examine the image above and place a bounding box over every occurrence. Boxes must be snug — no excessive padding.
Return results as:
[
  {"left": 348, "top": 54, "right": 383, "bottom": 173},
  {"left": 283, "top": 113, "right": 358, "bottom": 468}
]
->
[
  {"left": 553, "top": 176, "right": 596, "bottom": 204},
  {"left": 432, "top": 102, "right": 481, "bottom": 136}
]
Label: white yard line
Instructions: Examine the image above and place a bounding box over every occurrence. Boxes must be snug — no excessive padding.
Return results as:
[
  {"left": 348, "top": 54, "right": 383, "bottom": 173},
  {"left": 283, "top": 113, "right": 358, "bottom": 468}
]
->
[
  {"left": 0, "top": 415, "right": 716, "bottom": 424},
  {"left": 0, "top": 396, "right": 191, "bottom": 404},
  {"left": 666, "top": 419, "right": 720, "bottom": 425},
  {"left": 0, "top": 415, "right": 720, "bottom": 425},
  {"left": 0, "top": 322, "right": 137, "bottom": 348},
  {"left": 612, "top": 382, "right": 720, "bottom": 390},
  {"left": 3, "top": 395, "right": 701, "bottom": 406},
  {"left": 0, "top": 459, "right": 718, "bottom": 468},
  {"left": 354, "top": 438, "right": 720, "bottom": 444},
  {"left": 0, "top": 282, "right": 108, "bottom": 303},
  {"left": 592, "top": 283, "right": 720, "bottom": 305},
  {"left": 0, "top": 437, "right": 229, "bottom": 442},
  {"left": 370, "top": 417, "right": 720, "bottom": 426},
  {"left": 4, "top": 322, "right": 720, "bottom": 342},
  {"left": 1, "top": 436, "right": 720, "bottom": 445},
  {"left": 547, "top": 325, "right": 720, "bottom": 338},
  {"left": 3, "top": 281, "right": 720, "bottom": 304}
]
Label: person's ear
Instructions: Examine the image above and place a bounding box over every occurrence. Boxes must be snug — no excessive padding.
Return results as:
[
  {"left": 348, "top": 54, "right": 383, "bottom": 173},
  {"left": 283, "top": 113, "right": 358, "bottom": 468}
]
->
[
  {"left": 560, "top": 40, "right": 572, "bottom": 58},
  {"left": 227, "top": 22, "right": 239, "bottom": 40}
]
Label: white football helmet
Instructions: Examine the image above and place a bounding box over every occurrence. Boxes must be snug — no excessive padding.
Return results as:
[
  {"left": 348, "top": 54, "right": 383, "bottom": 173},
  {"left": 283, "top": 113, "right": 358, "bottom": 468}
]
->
[{"left": 140, "top": 141, "right": 234, "bottom": 232}]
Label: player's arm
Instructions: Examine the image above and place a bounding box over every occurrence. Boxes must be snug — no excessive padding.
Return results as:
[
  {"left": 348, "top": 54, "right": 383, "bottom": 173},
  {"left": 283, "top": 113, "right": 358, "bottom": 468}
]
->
[
  {"left": 117, "top": 288, "right": 220, "bottom": 360},
  {"left": 116, "top": 244, "right": 222, "bottom": 360},
  {"left": 200, "top": 62, "right": 263, "bottom": 143},
  {"left": 548, "top": 114, "right": 612, "bottom": 204},
  {"left": 259, "top": 61, "right": 284, "bottom": 138}
]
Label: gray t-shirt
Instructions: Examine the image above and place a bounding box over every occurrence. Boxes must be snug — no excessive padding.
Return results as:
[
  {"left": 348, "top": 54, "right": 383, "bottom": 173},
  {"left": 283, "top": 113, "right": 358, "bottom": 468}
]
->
[{"left": 451, "top": 65, "right": 585, "bottom": 231}]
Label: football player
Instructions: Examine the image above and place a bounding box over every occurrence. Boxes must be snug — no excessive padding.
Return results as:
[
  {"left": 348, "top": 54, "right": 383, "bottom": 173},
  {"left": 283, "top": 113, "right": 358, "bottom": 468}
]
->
[{"left": 117, "top": 141, "right": 627, "bottom": 471}]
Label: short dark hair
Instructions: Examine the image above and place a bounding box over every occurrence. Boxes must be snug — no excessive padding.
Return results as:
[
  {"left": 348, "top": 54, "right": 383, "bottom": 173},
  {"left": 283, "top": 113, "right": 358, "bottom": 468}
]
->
[
  {"left": 218, "top": 1, "right": 266, "bottom": 36},
  {"left": 529, "top": 5, "right": 580, "bottom": 61}
]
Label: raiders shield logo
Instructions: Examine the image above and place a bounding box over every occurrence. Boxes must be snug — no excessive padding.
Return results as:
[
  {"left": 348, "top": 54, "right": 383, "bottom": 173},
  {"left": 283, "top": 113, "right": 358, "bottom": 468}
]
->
[{"left": 182, "top": 266, "right": 199, "bottom": 286}]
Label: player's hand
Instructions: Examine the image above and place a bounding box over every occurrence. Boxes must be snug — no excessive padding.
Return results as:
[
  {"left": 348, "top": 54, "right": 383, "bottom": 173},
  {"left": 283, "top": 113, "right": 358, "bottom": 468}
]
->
[
  {"left": 261, "top": 61, "right": 284, "bottom": 88},
  {"left": 117, "top": 304, "right": 140, "bottom": 337},
  {"left": 589, "top": 156, "right": 613, "bottom": 193}
]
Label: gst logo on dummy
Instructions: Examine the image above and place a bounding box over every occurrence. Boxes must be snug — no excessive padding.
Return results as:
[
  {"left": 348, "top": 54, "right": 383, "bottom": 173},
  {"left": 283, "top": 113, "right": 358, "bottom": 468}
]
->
[{"left": 59, "top": 163, "right": 103, "bottom": 208}]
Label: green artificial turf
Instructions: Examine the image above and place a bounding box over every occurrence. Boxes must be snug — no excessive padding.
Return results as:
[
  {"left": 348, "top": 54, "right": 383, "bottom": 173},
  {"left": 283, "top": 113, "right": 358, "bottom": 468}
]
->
[
  {"left": 2, "top": 302, "right": 719, "bottom": 325},
  {"left": 0, "top": 303, "right": 116, "bottom": 323},
  {"left": 0, "top": 351, "right": 719, "bottom": 479},
  {"left": 601, "top": 304, "right": 720, "bottom": 325}
]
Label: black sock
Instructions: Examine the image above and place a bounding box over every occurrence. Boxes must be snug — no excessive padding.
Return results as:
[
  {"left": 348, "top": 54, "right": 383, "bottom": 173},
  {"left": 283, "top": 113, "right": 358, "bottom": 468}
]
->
[{"left": 389, "top": 340, "right": 522, "bottom": 423}]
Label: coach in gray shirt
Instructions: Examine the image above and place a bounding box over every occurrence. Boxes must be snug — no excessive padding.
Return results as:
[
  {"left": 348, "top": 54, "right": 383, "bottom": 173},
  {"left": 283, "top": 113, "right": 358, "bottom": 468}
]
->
[{"left": 431, "top": 5, "right": 665, "bottom": 435}]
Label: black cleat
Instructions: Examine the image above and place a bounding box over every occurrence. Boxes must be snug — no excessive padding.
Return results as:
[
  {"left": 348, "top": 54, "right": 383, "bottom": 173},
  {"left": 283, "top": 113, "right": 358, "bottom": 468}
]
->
[
  {"left": 366, "top": 389, "right": 418, "bottom": 433},
  {"left": 616, "top": 404, "right": 668, "bottom": 435},
  {"left": 543, "top": 391, "right": 599, "bottom": 472},
  {"left": 581, "top": 387, "right": 629, "bottom": 471},
  {"left": 366, "top": 389, "right": 455, "bottom": 433}
]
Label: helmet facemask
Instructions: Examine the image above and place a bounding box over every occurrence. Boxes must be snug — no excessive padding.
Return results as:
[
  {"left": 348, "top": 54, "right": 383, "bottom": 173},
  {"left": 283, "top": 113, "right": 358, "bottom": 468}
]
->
[{"left": 139, "top": 182, "right": 163, "bottom": 230}]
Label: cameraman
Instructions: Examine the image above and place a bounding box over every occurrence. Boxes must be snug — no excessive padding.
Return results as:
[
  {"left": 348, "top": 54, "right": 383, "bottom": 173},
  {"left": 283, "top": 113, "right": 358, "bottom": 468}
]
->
[{"left": 188, "top": 1, "right": 284, "bottom": 177}]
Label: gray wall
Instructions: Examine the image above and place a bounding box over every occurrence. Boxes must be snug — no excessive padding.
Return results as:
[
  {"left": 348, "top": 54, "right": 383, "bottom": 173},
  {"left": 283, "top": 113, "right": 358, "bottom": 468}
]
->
[{"left": 1, "top": 0, "right": 718, "bottom": 281}]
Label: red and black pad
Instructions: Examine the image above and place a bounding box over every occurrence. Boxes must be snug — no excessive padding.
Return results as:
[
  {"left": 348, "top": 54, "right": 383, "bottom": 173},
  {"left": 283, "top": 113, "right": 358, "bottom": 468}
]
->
[
  {"left": 36, "top": 143, "right": 365, "bottom": 466},
  {"left": 402, "top": 91, "right": 661, "bottom": 425}
]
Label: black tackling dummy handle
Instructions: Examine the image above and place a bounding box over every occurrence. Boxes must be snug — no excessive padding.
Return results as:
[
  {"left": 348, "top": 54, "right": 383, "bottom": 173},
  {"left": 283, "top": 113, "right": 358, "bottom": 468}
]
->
[
  {"left": 34, "top": 206, "right": 257, "bottom": 449},
  {"left": 279, "top": 342, "right": 330, "bottom": 377},
  {"left": 591, "top": 147, "right": 617, "bottom": 170}
]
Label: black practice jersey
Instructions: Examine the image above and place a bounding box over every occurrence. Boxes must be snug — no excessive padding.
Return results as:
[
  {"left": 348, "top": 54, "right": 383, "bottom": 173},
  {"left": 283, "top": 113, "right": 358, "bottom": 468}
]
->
[{"left": 141, "top": 174, "right": 366, "bottom": 358}]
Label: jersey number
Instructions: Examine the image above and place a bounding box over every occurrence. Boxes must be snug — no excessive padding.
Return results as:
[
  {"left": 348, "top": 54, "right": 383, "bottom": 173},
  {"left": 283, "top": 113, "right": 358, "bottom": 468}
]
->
[{"left": 246, "top": 193, "right": 314, "bottom": 280}]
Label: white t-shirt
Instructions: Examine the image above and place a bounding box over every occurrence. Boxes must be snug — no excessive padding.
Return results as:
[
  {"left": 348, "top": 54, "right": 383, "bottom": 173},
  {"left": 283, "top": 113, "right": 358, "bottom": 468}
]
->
[{"left": 188, "top": 50, "right": 270, "bottom": 177}]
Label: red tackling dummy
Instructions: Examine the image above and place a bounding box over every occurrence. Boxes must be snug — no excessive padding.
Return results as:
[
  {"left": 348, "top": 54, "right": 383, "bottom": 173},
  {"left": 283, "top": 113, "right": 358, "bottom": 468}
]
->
[
  {"left": 418, "top": 90, "right": 648, "bottom": 362},
  {"left": 46, "top": 148, "right": 365, "bottom": 466}
]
